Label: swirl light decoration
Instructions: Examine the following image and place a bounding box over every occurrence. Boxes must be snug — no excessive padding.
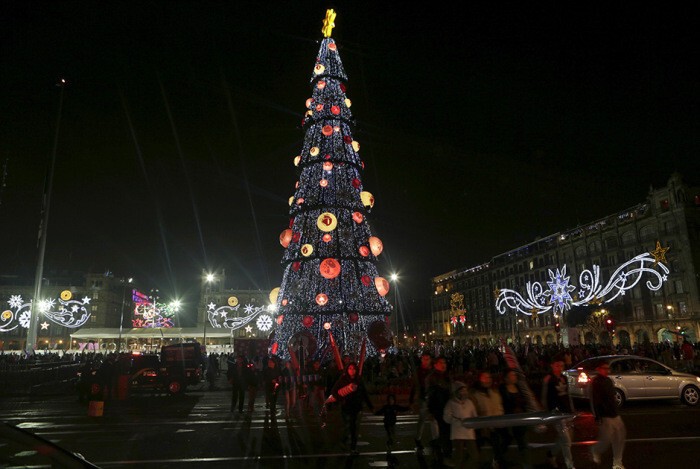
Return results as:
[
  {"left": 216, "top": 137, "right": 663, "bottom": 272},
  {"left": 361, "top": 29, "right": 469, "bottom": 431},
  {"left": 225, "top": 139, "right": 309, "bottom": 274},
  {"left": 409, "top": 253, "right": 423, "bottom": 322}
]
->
[
  {"left": 206, "top": 302, "right": 272, "bottom": 332},
  {"left": 1, "top": 294, "right": 92, "bottom": 332},
  {"left": 495, "top": 252, "right": 670, "bottom": 317}
]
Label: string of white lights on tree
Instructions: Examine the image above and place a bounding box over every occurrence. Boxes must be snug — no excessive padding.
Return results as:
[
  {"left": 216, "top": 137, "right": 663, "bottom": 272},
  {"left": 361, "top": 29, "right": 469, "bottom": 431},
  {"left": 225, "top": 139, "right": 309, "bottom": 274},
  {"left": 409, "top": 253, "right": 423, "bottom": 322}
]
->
[
  {"left": 1, "top": 291, "right": 91, "bottom": 332},
  {"left": 495, "top": 248, "right": 670, "bottom": 317}
]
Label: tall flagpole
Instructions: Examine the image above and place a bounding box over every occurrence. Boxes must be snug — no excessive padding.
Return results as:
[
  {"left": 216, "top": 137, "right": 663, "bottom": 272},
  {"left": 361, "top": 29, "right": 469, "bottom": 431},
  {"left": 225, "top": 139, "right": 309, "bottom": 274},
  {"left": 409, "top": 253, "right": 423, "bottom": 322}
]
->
[{"left": 26, "top": 78, "right": 66, "bottom": 354}]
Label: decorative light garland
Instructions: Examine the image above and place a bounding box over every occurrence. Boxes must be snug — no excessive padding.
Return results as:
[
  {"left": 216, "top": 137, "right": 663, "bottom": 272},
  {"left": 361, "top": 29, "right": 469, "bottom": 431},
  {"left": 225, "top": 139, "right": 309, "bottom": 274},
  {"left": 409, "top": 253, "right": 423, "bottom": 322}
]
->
[
  {"left": 1, "top": 293, "right": 92, "bottom": 332},
  {"left": 495, "top": 250, "right": 670, "bottom": 317},
  {"left": 206, "top": 302, "right": 271, "bottom": 332}
]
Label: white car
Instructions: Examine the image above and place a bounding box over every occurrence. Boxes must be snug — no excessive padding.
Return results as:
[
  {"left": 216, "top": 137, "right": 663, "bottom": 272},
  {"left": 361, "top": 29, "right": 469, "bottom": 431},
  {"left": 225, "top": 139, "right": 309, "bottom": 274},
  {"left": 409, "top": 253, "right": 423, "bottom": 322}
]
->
[{"left": 563, "top": 355, "right": 700, "bottom": 407}]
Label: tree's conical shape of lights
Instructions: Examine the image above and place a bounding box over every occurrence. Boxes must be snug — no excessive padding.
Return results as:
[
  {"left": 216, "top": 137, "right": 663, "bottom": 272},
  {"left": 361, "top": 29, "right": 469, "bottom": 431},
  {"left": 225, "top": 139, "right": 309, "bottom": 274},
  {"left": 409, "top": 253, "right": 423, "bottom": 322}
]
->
[{"left": 271, "top": 14, "right": 393, "bottom": 361}]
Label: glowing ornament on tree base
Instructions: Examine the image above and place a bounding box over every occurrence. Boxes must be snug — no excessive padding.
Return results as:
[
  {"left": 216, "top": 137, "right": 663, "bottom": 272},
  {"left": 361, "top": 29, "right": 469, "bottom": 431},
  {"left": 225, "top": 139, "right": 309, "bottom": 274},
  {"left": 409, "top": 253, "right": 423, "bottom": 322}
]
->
[{"left": 316, "top": 293, "right": 329, "bottom": 306}]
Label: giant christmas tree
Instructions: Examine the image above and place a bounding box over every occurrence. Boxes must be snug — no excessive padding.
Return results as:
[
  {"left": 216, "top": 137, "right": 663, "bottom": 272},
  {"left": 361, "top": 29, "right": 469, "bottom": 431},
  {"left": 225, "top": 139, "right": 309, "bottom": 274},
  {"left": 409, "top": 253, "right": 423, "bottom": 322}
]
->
[{"left": 271, "top": 10, "right": 393, "bottom": 361}]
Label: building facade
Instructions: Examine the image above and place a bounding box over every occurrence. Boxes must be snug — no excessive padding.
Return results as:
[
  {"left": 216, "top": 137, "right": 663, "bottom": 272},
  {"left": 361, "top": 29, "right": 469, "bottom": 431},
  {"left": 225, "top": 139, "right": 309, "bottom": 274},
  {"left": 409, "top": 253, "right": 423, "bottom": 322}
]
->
[{"left": 431, "top": 174, "right": 700, "bottom": 347}]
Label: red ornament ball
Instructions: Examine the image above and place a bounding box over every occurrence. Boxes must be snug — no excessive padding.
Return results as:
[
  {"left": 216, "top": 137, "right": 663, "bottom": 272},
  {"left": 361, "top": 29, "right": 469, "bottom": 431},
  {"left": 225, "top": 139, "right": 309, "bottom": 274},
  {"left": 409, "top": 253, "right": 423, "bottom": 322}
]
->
[
  {"left": 291, "top": 232, "right": 301, "bottom": 243},
  {"left": 323, "top": 162, "right": 334, "bottom": 171},
  {"left": 281, "top": 299, "right": 288, "bottom": 306},
  {"left": 315, "top": 104, "right": 324, "bottom": 112},
  {"left": 328, "top": 42, "right": 337, "bottom": 52},
  {"left": 331, "top": 105, "right": 341, "bottom": 115},
  {"left": 358, "top": 245, "right": 370, "bottom": 257},
  {"left": 279, "top": 229, "right": 292, "bottom": 248},
  {"left": 352, "top": 178, "right": 361, "bottom": 189},
  {"left": 292, "top": 261, "right": 301, "bottom": 272},
  {"left": 276, "top": 315, "right": 284, "bottom": 325},
  {"left": 319, "top": 258, "right": 341, "bottom": 279},
  {"left": 352, "top": 212, "right": 364, "bottom": 224},
  {"left": 340, "top": 83, "right": 346, "bottom": 92},
  {"left": 361, "top": 275, "right": 372, "bottom": 287},
  {"left": 302, "top": 315, "right": 314, "bottom": 327},
  {"left": 348, "top": 312, "right": 359, "bottom": 323},
  {"left": 343, "top": 135, "right": 352, "bottom": 144},
  {"left": 322, "top": 125, "right": 333, "bottom": 136},
  {"left": 317, "top": 80, "right": 326, "bottom": 90},
  {"left": 322, "top": 233, "right": 332, "bottom": 243}
]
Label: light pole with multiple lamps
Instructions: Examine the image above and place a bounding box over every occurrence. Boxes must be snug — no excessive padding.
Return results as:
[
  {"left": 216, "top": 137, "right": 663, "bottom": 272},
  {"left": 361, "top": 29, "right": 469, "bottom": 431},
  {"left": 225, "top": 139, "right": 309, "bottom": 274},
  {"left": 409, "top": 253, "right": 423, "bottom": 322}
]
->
[{"left": 390, "top": 273, "right": 399, "bottom": 348}]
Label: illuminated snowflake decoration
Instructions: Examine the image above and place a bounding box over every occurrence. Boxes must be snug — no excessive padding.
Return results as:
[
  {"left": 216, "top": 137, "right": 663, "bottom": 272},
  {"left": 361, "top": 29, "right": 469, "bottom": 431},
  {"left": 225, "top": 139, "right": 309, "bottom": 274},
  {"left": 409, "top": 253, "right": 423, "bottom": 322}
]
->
[
  {"left": 8, "top": 295, "right": 23, "bottom": 309},
  {"left": 256, "top": 314, "right": 273, "bottom": 332},
  {"left": 544, "top": 267, "right": 576, "bottom": 313},
  {"left": 244, "top": 304, "right": 254, "bottom": 314},
  {"left": 496, "top": 252, "right": 670, "bottom": 317},
  {"left": 18, "top": 311, "right": 31, "bottom": 328}
]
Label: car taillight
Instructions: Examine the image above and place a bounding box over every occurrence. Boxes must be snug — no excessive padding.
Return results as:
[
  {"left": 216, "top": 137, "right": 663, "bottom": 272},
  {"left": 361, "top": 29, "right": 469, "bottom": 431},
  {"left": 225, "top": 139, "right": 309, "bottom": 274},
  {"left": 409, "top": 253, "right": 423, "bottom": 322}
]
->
[
  {"left": 144, "top": 370, "right": 157, "bottom": 377},
  {"left": 578, "top": 372, "right": 589, "bottom": 384}
]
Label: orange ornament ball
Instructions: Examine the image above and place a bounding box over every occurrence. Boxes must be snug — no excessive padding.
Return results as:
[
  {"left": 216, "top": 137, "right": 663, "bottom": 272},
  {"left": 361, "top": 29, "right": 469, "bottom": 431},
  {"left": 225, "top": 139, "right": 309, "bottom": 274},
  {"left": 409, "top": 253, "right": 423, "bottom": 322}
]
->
[
  {"left": 319, "top": 258, "right": 341, "bottom": 279},
  {"left": 369, "top": 236, "right": 383, "bottom": 256},
  {"left": 276, "top": 315, "right": 284, "bottom": 325},
  {"left": 375, "top": 277, "right": 390, "bottom": 297},
  {"left": 279, "top": 229, "right": 293, "bottom": 248},
  {"left": 315, "top": 293, "right": 329, "bottom": 306},
  {"left": 352, "top": 212, "right": 364, "bottom": 224},
  {"left": 319, "top": 179, "right": 329, "bottom": 188},
  {"left": 358, "top": 245, "right": 370, "bottom": 257},
  {"left": 322, "top": 125, "right": 333, "bottom": 136},
  {"left": 323, "top": 161, "right": 333, "bottom": 171},
  {"left": 281, "top": 299, "right": 288, "bottom": 306},
  {"left": 317, "top": 80, "right": 326, "bottom": 90},
  {"left": 322, "top": 233, "right": 332, "bottom": 243}
]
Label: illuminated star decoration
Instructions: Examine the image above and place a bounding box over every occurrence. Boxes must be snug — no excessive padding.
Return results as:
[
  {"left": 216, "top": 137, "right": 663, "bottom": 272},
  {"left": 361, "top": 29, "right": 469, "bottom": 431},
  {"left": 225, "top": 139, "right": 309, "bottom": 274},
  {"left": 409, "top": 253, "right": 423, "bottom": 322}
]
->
[
  {"left": 245, "top": 325, "right": 253, "bottom": 334},
  {"left": 40, "top": 321, "right": 49, "bottom": 330},
  {"left": 650, "top": 241, "right": 669, "bottom": 266},
  {"left": 545, "top": 267, "right": 576, "bottom": 314},
  {"left": 321, "top": 8, "right": 336, "bottom": 37}
]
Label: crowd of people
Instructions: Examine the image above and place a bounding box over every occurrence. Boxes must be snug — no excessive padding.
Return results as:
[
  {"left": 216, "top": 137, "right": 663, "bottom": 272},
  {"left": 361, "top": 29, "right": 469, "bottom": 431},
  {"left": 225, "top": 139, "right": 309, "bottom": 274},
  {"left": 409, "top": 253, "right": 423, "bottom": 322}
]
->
[{"left": 219, "top": 340, "right": 699, "bottom": 468}]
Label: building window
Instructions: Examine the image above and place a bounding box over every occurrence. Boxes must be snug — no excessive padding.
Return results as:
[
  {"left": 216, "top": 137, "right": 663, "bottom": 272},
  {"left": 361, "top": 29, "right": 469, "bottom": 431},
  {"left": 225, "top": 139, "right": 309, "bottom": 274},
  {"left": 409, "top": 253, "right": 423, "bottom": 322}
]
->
[
  {"left": 633, "top": 306, "right": 644, "bottom": 321},
  {"left": 680, "top": 302, "right": 688, "bottom": 315},
  {"left": 93, "top": 292, "right": 99, "bottom": 299},
  {"left": 621, "top": 231, "right": 636, "bottom": 245},
  {"left": 639, "top": 225, "right": 657, "bottom": 242},
  {"left": 91, "top": 315, "right": 97, "bottom": 323},
  {"left": 660, "top": 199, "right": 670, "bottom": 210},
  {"left": 92, "top": 305, "right": 98, "bottom": 312},
  {"left": 654, "top": 304, "right": 664, "bottom": 319},
  {"left": 675, "top": 280, "right": 684, "bottom": 294}
]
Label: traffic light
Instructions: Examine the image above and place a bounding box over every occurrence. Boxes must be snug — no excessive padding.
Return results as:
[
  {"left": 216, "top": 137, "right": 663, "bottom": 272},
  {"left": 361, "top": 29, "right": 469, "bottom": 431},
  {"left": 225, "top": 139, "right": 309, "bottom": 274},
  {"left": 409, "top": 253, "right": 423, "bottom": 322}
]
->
[
  {"left": 554, "top": 321, "right": 561, "bottom": 333},
  {"left": 605, "top": 316, "right": 615, "bottom": 332}
]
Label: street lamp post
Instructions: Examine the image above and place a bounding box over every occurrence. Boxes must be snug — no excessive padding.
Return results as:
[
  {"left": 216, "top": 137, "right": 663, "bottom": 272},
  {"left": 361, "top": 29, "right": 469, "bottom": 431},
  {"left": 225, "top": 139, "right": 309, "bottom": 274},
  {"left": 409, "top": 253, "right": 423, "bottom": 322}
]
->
[
  {"left": 390, "top": 273, "right": 399, "bottom": 348},
  {"left": 117, "top": 278, "right": 133, "bottom": 354}
]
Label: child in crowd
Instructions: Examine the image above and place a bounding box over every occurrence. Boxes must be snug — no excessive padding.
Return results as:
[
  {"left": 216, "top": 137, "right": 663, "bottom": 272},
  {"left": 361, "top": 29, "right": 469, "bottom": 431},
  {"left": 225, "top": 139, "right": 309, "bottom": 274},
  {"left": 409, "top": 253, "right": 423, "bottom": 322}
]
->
[{"left": 375, "top": 394, "right": 409, "bottom": 449}]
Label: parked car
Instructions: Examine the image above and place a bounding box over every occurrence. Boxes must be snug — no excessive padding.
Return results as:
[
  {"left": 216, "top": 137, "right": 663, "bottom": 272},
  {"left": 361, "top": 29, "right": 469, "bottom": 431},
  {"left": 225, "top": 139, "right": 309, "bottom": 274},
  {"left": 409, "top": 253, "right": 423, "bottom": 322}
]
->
[{"left": 564, "top": 355, "right": 700, "bottom": 407}]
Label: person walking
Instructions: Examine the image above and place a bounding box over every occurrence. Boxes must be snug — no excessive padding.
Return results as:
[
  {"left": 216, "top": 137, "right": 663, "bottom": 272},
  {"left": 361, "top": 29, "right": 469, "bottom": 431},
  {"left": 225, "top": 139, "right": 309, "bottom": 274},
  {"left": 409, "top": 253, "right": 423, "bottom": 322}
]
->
[
  {"left": 541, "top": 357, "right": 575, "bottom": 469},
  {"left": 444, "top": 381, "right": 479, "bottom": 469},
  {"left": 426, "top": 356, "right": 452, "bottom": 466},
  {"left": 499, "top": 369, "right": 532, "bottom": 468},
  {"left": 375, "top": 394, "right": 409, "bottom": 449},
  {"left": 470, "top": 371, "right": 506, "bottom": 469},
  {"left": 409, "top": 350, "right": 433, "bottom": 452},
  {"left": 227, "top": 354, "right": 246, "bottom": 413},
  {"left": 262, "top": 357, "right": 282, "bottom": 414},
  {"left": 330, "top": 362, "right": 374, "bottom": 455},
  {"left": 590, "top": 360, "right": 626, "bottom": 469}
]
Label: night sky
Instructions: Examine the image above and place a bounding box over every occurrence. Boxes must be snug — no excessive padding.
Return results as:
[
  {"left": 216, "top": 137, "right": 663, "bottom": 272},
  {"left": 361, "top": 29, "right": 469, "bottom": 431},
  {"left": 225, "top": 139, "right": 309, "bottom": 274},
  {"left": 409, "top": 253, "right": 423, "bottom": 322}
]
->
[{"left": 1, "top": 3, "right": 698, "bottom": 325}]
